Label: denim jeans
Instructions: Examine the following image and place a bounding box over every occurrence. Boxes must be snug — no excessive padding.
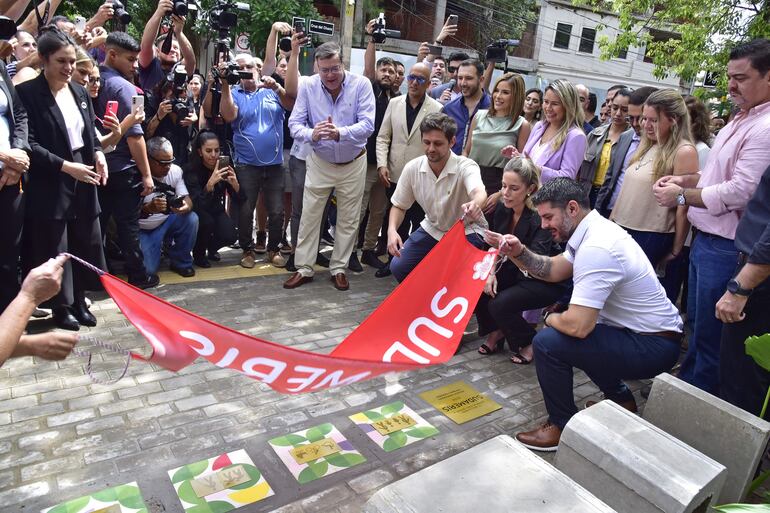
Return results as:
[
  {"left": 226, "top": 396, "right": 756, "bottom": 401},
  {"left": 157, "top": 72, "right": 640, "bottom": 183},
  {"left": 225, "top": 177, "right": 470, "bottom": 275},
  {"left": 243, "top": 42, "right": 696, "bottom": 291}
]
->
[
  {"left": 534, "top": 324, "right": 680, "bottom": 429},
  {"left": 390, "top": 226, "right": 484, "bottom": 283},
  {"left": 235, "top": 164, "right": 283, "bottom": 252},
  {"left": 139, "top": 212, "right": 198, "bottom": 274},
  {"left": 679, "top": 233, "right": 737, "bottom": 395},
  {"left": 624, "top": 227, "right": 680, "bottom": 301}
]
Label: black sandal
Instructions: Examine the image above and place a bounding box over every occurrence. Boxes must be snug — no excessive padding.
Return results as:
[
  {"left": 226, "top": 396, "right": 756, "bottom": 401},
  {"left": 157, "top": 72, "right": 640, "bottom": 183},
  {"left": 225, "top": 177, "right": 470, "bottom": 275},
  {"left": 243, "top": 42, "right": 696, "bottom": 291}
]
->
[
  {"left": 478, "top": 343, "right": 501, "bottom": 355},
  {"left": 510, "top": 351, "right": 532, "bottom": 365}
]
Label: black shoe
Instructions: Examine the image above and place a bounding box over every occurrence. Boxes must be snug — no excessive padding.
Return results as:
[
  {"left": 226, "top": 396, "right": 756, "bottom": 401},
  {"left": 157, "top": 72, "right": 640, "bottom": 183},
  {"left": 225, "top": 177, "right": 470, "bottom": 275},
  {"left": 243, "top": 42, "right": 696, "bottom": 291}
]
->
[
  {"left": 129, "top": 274, "right": 160, "bottom": 290},
  {"left": 375, "top": 263, "right": 392, "bottom": 278},
  {"left": 194, "top": 256, "right": 211, "bottom": 268},
  {"left": 208, "top": 250, "right": 221, "bottom": 261},
  {"left": 321, "top": 232, "right": 335, "bottom": 246},
  {"left": 361, "top": 250, "right": 385, "bottom": 269},
  {"left": 348, "top": 252, "right": 363, "bottom": 273},
  {"left": 286, "top": 254, "right": 297, "bottom": 272},
  {"left": 170, "top": 265, "right": 196, "bottom": 278},
  {"left": 316, "top": 253, "right": 330, "bottom": 268},
  {"left": 374, "top": 239, "right": 387, "bottom": 257},
  {"left": 72, "top": 302, "right": 97, "bottom": 327},
  {"left": 53, "top": 307, "right": 80, "bottom": 331}
]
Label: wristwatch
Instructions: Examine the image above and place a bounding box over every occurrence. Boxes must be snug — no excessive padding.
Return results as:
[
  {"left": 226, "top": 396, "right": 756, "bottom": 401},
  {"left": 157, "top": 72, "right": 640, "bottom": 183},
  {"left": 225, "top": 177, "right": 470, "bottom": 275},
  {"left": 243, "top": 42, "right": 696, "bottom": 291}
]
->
[
  {"left": 726, "top": 278, "right": 753, "bottom": 296},
  {"left": 676, "top": 187, "right": 686, "bottom": 206}
]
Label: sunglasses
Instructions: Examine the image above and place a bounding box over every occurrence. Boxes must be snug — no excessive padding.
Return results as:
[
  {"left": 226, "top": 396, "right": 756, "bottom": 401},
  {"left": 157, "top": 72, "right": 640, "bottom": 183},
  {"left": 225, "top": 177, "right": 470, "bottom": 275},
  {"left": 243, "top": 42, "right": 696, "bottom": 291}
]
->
[
  {"left": 150, "top": 155, "right": 174, "bottom": 166},
  {"left": 447, "top": 66, "right": 458, "bottom": 73},
  {"left": 406, "top": 74, "right": 427, "bottom": 85}
]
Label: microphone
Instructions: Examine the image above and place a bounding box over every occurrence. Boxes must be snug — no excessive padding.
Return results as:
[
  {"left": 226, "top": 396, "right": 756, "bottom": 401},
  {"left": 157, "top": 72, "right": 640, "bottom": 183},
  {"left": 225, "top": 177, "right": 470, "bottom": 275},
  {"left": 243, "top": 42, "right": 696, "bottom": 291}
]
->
[{"left": 447, "top": 78, "right": 456, "bottom": 91}]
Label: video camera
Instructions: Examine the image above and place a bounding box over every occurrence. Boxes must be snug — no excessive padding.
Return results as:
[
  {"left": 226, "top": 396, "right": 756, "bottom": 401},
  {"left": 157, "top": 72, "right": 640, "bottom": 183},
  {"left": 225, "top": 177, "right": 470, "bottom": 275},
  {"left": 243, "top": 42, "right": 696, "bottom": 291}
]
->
[
  {"left": 371, "top": 12, "right": 400, "bottom": 44},
  {"left": 211, "top": 62, "right": 252, "bottom": 86},
  {"left": 485, "top": 39, "right": 519, "bottom": 62},
  {"left": 111, "top": 0, "right": 131, "bottom": 24},
  {"left": 152, "top": 181, "right": 185, "bottom": 213},
  {"left": 210, "top": 0, "right": 250, "bottom": 40}
]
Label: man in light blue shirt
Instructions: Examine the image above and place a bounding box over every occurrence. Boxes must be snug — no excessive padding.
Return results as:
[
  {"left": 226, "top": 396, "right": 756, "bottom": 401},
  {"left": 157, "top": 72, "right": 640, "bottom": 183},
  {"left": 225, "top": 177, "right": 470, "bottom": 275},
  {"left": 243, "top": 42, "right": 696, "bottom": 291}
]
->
[
  {"left": 285, "top": 42, "right": 375, "bottom": 292},
  {"left": 218, "top": 47, "right": 298, "bottom": 269}
]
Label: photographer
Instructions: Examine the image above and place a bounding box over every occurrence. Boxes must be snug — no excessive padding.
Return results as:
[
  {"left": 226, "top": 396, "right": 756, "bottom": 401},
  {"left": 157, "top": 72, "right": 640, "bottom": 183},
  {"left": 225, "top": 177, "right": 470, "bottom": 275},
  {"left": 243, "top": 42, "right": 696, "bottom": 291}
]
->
[
  {"left": 145, "top": 68, "right": 197, "bottom": 165},
  {"left": 139, "top": 137, "right": 197, "bottom": 277},
  {"left": 211, "top": 33, "right": 299, "bottom": 269},
  {"left": 138, "top": 0, "right": 196, "bottom": 92}
]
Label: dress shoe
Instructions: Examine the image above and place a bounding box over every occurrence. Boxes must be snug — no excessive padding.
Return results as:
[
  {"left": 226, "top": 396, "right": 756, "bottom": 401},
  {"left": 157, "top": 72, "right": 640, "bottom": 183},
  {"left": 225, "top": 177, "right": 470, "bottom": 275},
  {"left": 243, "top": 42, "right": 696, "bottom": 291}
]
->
[
  {"left": 72, "top": 302, "right": 97, "bottom": 327},
  {"left": 584, "top": 397, "right": 638, "bottom": 413},
  {"left": 268, "top": 251, "right": 287, "bottom": 268},
  {"left": 316, "top": 253, "right": 330, "bottom": 268},
  {"left": 375, "top": 263, "right": 392, "bottom": 278},
  {"left": 283, "top": 272, "right": 313, "bottom": 289},
  {"left": 52, "top": 307, "right": 80, "bottom": 331},
  {"left": 279, "top": 238, "right": 293, "bottom": 255},
  {"left": 285, "top": 254, "right": 297, "bottom": 272},
  {"left": 208, "top": 250, "right": 221, "bottom": 261},
  {"left": 374, "top": 239, "right": 387, "bottom": 257},
  {"left": 361, "top": 249, "right": 385, "bottom": 269},
  {"left": 331, "top": 273, "right": 349, "bottom": 291},
  {"left": 254, "top": 231, "right": 267, "bottom": 254},
  {"left": 129, "top": 274, "right": 160, "bottom": 290},
  {"left": 240, "top": 250, "right": 257, "bottom": 269},
  {"left": 348, "top": 252, "right": 363, "bottom": 273},
  {"left": 194, "top": 255, "right": 211, "bottom": 268},
  {"left": 170, "top": 264, "right": 196, "bottom": 277},
  {"left": 516, "top": 421, "right": 562, "bottom": 452}
]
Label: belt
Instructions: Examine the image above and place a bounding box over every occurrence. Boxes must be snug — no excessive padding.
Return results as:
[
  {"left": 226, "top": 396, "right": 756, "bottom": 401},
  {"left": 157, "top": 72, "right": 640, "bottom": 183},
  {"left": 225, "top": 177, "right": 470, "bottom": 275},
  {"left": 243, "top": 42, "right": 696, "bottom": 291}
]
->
[
  {"left": 692, "top": 227, "right": 731, "bottom": 242},
  {"left": 639, "top": 330, "right": 683, "bottom": 341},
  {"left": 332, "top": 148, "right": 366, "bottom": 166}
]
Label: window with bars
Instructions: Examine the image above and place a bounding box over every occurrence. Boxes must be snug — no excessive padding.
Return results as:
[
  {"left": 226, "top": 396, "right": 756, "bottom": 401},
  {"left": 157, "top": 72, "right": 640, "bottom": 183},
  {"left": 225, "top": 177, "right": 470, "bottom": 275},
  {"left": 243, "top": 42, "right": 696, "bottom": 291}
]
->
[
  {"left": 579, "top": 27, "right": 596, "bottom": 54},
  {"left": 554, "top": 23, "right": 572, "bottom": 50}
]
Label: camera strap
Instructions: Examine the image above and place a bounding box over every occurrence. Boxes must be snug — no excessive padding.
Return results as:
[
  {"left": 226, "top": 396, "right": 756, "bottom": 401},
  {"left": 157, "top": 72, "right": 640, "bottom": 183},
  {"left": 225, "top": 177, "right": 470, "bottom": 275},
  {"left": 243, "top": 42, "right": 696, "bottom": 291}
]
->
[{"left": 34, "top": 0, "right": 51, "bottom": 36}]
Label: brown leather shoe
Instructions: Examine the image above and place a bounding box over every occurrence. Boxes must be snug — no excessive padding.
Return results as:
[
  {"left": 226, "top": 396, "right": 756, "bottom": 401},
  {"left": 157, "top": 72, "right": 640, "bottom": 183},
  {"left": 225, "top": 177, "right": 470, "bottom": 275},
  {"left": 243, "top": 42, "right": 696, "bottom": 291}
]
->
[
  {"left": 331, "top": 273, "right": 349, "bottom": 291},
  {"left": 584, "top": 397, "right": 638, "bottom": 413},
  {"left": 283, "top": 272, "right": 313, "bottom": 289},
  {"left": 516, "top": 421, "right": 562, "bottom": 452}
]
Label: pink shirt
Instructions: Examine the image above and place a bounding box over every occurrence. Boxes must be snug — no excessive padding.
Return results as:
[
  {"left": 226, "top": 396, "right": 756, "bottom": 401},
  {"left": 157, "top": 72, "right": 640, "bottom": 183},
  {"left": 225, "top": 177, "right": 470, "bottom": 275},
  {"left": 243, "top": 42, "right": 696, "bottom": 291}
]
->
[{"left": 688, "top": 100, "right": 770, "bottom": 239}]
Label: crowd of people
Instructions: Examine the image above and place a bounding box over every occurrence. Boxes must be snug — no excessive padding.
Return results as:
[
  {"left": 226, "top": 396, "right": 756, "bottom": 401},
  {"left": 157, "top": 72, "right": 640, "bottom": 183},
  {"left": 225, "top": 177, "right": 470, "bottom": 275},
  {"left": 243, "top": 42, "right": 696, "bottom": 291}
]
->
[{"left": 0, "top": 2, "right": 768, "bottom": 455}]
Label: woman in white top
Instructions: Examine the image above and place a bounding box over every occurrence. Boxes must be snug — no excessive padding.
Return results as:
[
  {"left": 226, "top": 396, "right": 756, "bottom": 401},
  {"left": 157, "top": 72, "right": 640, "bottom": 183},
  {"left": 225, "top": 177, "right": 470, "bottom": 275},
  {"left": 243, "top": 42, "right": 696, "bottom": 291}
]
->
[
  {"left": 16, "top": 27, "right": 108, "bottom": 331},
  {"left": 610, "top": 89, "right": 699, "bottom": 301}
]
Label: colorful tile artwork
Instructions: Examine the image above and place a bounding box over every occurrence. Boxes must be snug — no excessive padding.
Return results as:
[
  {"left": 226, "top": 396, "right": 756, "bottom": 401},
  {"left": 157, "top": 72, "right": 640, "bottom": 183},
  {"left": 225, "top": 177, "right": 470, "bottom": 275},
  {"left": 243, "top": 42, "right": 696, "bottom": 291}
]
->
[
  {"left": 167, "top": 449, "right": 274, "bottom": 512},
  {"left": 268, "top": 423, "right": 366, "bottom": 484},
  {"left": 42, "top": 482, "right": 147, "bottom": 513},
  {"left": 350, "top": 401, "right": 439, "bottom": 452}
]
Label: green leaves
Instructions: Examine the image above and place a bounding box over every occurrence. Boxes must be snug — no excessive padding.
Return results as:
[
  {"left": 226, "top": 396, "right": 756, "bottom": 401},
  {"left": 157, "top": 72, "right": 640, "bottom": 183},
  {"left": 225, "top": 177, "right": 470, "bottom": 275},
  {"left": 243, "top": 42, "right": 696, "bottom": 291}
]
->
[
  {"left": 305, "top": 423, "right": 333, "bottom": 442},
  {"left": 746, "top": 334, "right": 770, "bottom": 372},
  {"left": 269, "top": 433, "right": 308, "bottom": 446},
  {"left": 297, "top": 460, "right": 329, "bottom": 484},
  {"left": 714, "top": 505, "right": 770, "bottom": 512},
  {"left": 172, "top": 460, "right": 210, "bottom": 484}
]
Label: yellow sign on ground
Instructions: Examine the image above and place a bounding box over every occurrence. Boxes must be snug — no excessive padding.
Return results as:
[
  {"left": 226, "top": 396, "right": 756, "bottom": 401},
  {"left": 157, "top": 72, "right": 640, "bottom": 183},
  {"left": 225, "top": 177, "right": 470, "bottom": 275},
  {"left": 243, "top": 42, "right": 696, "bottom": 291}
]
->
[
  {"left": 371, "top": 413, "right": 418, "bottom": 435},
  {"left": 289, "top": 438, "right": 341, "bottom": 464},
  {"left": 190, "top": 464, "right": 251, "bottom": 498},
  {"left": 419, "top": 381, "right": 502, "bottom": 424}
]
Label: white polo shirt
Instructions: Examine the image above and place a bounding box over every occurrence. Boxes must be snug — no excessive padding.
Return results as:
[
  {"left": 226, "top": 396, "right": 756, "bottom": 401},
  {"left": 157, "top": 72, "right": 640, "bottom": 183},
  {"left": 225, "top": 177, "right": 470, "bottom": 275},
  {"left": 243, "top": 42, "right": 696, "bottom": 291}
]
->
[
  {"left": 565, "top": 210, "right": 683, "bottom": 333},
  {"left": 391, "top": 153, "right": 486, "bottom": 240},
  {"left": 140, "top": 164, "right": 189, "bottom": 231}
]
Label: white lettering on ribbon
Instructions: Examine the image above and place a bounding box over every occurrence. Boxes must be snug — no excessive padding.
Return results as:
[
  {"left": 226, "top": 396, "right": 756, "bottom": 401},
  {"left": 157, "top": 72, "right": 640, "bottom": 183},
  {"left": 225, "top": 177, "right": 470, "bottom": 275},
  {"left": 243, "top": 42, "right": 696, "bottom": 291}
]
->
[
  {"left": 407, "top": 318, "right": 449, "bottom": 357},
  {"left": 286, "top": 365, "right": 327, "bottom": 392},
  {"left": 383, "top": 342, "right": 431, "bottom": 364},
  {"left": 431, "top": 287, "right": 468, "bottom": 323},
  {"left": 242, "top": 357, "right": 286, "bottom": 383},
  {"left": 180, "top": 330, "right": 216, "bottom": 356}
]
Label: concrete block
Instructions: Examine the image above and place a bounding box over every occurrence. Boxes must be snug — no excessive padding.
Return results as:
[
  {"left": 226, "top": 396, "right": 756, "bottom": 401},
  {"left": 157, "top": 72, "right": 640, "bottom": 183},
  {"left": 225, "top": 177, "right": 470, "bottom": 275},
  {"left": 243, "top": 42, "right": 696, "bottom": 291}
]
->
[
  {"left": 556, "top": 401, "right": 727, "bottom": 513},
  {"left": 643, "top": 372, "right": 770, "bottom": 503},
  {"left": 364, "top": 435, "right": 616, "bottom": 513}
]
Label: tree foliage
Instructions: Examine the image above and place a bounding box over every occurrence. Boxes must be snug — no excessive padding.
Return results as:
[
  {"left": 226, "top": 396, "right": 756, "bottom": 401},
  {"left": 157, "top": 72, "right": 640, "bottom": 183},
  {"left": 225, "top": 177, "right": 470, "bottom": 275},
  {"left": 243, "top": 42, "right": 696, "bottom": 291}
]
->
[{"left": 574, "top": 0, "right": 770, "bottom": 83}]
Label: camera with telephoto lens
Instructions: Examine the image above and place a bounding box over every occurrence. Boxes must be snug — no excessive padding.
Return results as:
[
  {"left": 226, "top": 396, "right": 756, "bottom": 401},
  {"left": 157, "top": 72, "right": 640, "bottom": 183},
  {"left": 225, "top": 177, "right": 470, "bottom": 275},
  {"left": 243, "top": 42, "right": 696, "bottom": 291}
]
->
[
  {"left": 371, "top": 12, "right": 401, "bottom": 43},
  {"left": 485, "top": 39, "right": 520, "bottom": 62},
  {"left": 152, "top": 182, "right": 185, "bottom": 213},
  {"left": 165, "top": 68, "right": 190, "bottom": 121},
  {"left": 170, "top": 0, "right": 197, "bottom": 16},
  {"left": 111, "top": 0, "right": 131, "bottom": 24},
  {"left": 279, "top": 19, "right": 306, "bottom": 52},
  {"left": 212, "top": 62, "right": 252, "bottom": 86}
]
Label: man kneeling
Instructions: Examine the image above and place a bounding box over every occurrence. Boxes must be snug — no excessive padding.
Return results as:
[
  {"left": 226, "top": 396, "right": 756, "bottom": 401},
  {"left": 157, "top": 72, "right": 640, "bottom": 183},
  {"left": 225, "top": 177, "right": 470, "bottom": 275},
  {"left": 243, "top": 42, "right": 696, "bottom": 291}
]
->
[
  {"left": 140, "top": 137, "right": 199, "bottom": 278},
  {"left": 388, "top": 113, "right": 487, "bottom": 282},
  {"left": 487, "top": 178, "right": 682, "bottom": 451}
]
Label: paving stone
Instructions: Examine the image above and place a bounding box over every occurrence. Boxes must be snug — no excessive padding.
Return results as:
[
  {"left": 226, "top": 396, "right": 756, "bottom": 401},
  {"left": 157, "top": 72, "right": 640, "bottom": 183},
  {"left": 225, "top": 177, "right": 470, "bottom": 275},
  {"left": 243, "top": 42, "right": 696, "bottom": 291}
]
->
[
  {"left": 0, "top": 481, "right": 50, "bottom": 508},
  {"left": 21, "top": 455, "right": 81, "bottom": 481},
  {"left": 52, "top": 435, "right": 104, "bottom": 457},
  {"left": 349, "top": 469, "right": 395, "bottom": 494},
  {"left": 98, "top": 398, "right": 144, "bottom": 416},
  {"left": 129, "top": 404, "right": 174, "bottom": 422},
  {"left": 47, "top": 408, "right": 96, "bottom": 427},
  {"left": 158, "top": 410, "right": 205, "bottom": 429},
  {"left": 138, "top": 427, "right": 186, "bottom": 449},
  {"left": 56, "top": 460, "right": 117, "bottom": 490},
  {"left": 175, "top": 394, "right": 218, "bottom": 411},
  {"left": 147, "top": 387, "right": 194, "bottom": 405},
  {"left": 202, "top": 401, "right": 246, "bottom": 417},
  {"left": 116, "top": 381, "right": 162, "bottom": 399},
  {"left": 11, "top": 378, "right": 62, "bottom": 398},
  {"left": 41, "top": 385, "right": 90, "bottom": 403},
  {"left": 11, "top": 402, "right": 64, "bottom": 423},
  {"left": 83, "top": 439, "right": 140, "bottom": 464},
  {"left": 0, "top": 470, "right": 15, "bottom": 488},
  {"left": 169, "top": 433, "right": 221, "bottom": 458},
  {"left": 0, "top": 395, "right": 39, "bottom": 413},
  {"left": 0, "top": 451, "right": 44, "bottom": 471},
  {"left": 0, "top": 441, "right": 10, "bottom": 454},
  {"left": 76, "top": 416, "right": 125, "bottom": 435},
  {"left": 18, "top": 430, "right": 63, "bottom": 450},
  {"left": 300, "top": 484, "right": 356, "bottom": 513}
]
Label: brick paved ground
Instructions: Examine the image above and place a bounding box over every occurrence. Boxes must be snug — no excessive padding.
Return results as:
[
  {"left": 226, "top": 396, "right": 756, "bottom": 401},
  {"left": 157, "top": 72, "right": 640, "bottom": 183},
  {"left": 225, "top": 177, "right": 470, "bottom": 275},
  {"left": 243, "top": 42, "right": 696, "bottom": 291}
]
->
[{"left": 0, "top": 249, "right": 651, "bottom": 513}]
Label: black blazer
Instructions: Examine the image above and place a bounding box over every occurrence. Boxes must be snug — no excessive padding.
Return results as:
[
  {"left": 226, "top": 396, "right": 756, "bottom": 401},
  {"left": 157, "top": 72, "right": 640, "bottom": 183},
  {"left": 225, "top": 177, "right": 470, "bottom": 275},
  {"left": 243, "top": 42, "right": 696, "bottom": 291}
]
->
[
  {"left": 0, "top": 62, "right": 29, "bottom": 152},
  {"left": 16, "top": 73, "right": 102, "bottom": 220}
]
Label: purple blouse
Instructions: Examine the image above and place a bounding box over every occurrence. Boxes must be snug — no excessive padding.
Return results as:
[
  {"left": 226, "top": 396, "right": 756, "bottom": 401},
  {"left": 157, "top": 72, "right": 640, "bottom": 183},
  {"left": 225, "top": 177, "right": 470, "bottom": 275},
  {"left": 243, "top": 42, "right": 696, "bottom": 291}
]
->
[{"left": 523, "top": 121, "right": 587, "bottom": 183}]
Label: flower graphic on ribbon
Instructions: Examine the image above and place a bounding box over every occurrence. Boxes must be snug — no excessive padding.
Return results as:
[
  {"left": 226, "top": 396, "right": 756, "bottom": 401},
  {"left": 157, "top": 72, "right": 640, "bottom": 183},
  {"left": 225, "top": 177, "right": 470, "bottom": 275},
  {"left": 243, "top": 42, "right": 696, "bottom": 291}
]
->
[{"left": 472, "top": 253, "right": 495, "bottom": 281}]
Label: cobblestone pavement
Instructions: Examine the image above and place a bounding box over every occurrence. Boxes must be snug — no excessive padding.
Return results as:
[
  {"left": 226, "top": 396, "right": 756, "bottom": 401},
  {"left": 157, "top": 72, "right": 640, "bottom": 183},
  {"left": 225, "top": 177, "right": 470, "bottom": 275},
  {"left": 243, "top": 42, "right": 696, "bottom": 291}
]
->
[{"left": 0, "top": 249, "right": 649, "bottom": 513}]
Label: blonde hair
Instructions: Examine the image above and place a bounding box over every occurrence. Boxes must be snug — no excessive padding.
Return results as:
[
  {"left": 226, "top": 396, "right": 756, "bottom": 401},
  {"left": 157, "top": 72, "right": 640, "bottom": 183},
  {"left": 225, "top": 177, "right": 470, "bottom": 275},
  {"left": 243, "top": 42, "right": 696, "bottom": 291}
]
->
[
  {"left": 629, "top": 89, "right": 693, "bottom": 181},
  {"left": 75, "top": 47, "right": 94, "bottom": 65},
  {"left": 544, "top": 79, "right": 584, "bottom": 153},
  {"left": 503, "top": 156, "right": 542, "bottom": 210},
  {"left": 488, "top": 72, "right": 526, "bottom": 129}
]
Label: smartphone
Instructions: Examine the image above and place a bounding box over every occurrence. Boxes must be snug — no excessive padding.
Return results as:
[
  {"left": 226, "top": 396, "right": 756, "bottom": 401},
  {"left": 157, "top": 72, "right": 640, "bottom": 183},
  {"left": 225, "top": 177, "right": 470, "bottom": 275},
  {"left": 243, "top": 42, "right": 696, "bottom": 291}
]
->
[
  {"left": 447, "top": 14, "right": 458, "bottom": 26},
  {"left": 131, "top": 95, "right": 144, "bottom": 116},
  {"left": 294, "top": 19, "right": 305, "bottom": 35},
  {"left": 104, "top": 100, "right": 118, "bottom": 119},
  {"left": 428, "top": 44, "right": 443, "bottom": 56},
  {"left": 74, "top": 16, "right": 86, "bottom": 32},
  {"left": 218, "top": 155, "right": 231, "bottom": 169}
]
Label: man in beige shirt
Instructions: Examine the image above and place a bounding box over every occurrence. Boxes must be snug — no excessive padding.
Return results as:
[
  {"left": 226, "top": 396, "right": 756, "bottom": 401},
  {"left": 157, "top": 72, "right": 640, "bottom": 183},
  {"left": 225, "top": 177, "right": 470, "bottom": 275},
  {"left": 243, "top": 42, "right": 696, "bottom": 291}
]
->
[{"left": 388, "top": 113, "right": 487, "bottom": 282}]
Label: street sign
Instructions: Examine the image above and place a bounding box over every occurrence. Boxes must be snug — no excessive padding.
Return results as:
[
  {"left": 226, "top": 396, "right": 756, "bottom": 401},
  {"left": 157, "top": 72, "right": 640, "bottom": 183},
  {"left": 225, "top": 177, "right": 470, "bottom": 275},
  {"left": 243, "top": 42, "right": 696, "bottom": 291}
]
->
[
  {"left": 308, "top": 19, "right": 334, "bottom": 37},
  {"left": 235, "top": 33, "right": 250, "bottom": 52}
]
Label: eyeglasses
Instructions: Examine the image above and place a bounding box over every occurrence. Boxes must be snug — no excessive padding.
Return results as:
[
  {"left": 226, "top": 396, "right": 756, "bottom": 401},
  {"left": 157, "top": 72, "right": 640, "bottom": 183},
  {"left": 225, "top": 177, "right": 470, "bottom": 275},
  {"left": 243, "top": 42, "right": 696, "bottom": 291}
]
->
[
  {"left": 150, "top": 156, "right": 174, "bottom": 166},
  {"left": 319, "top": 65, "right": 342, "bottom": 75},
  {"left": 447, "top": 66, "right": 458, "bottom": 74},
  {"left": 88, "top": 77, "right": 101, "bottom": 84},
  {"left": 406, "top": 74, "right": 427, "bottom": 85}
]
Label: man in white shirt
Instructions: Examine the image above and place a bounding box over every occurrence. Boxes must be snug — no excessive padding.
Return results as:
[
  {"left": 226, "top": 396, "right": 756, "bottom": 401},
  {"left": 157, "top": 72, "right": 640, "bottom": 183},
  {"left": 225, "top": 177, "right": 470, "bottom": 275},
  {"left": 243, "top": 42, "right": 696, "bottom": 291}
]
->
[
  {"left": 139, "top": 137, "right": 198, "bottom": 278},
  {"left": 487, "top": 178, "right": 683, "bottom": 452},
  {"left": 388, "top": 113, "right": 487, "bottom": 282}
]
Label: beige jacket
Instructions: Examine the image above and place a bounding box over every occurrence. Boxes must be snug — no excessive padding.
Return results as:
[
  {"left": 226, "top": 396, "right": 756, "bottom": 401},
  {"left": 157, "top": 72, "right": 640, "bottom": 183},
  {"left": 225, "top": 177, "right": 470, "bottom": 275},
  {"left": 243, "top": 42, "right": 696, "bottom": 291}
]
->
[{"left": 376, "top": 94, "right": 442, "bottom": 183}]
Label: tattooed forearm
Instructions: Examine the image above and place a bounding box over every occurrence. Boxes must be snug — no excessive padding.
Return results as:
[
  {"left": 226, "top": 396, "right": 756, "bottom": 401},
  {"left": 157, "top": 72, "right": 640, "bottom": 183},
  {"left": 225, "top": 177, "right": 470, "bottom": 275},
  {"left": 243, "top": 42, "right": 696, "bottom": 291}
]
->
[{"left": 514, "top": 247, "right": 552, "bottom": 280}]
